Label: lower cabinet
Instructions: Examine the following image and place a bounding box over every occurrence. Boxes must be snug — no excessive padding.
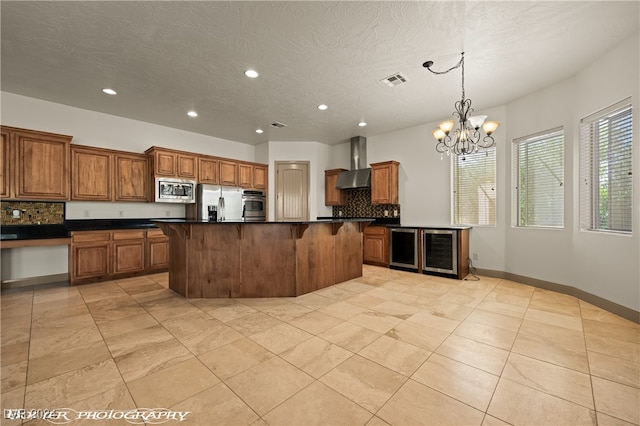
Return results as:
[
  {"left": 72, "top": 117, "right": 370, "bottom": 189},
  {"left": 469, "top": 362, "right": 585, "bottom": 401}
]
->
[
  {"left": 69, "top": 228, "right": 168, "bottom": 285},
  {"left": 363, "top": 225, "right": 389, "bottom": 267}
]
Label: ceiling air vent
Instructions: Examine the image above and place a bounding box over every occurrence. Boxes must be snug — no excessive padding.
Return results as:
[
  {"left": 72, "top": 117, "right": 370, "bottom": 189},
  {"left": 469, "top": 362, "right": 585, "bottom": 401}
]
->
[
  {"left": 270, "top": 121, "right": 287, "bottom": 129},
  {"left": 380, "top": 72, "right": 408, "bottom": 87}
]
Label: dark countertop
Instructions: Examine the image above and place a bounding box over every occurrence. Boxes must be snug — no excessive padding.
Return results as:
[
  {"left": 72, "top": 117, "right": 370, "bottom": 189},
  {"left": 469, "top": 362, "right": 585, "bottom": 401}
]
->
[
  {"left": 152, "top": 218, "right": 373, "bottom": 225},
  {"left": 316, "top": 216, "right": 401, "bottom": 225},
  {"left": 1, "top": 219, "right": 163, "bottom": 242},
  {"left": 385, "top": 225, "right": 472, "bottom": 230}
]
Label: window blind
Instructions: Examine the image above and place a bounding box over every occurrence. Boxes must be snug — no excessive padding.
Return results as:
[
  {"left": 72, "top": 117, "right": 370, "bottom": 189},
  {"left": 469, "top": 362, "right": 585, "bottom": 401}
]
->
[
  {"left": 513, "top": 128, "right": 564, "bottom": 228},
  {"left": 452, "top": 148, "right": 496, "bottom": 226},
  {"left": 579, "top": 99, "right": 633, "bottom": 233}
]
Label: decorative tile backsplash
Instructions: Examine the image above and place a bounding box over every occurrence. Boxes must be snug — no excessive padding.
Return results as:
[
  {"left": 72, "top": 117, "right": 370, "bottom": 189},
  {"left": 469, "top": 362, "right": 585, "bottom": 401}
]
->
[
  {"left": 332, "top": 188, "right": 400, "bottom": 218},
  {"left": 1, "top": 201, "right": 65, "bottom": 225}
]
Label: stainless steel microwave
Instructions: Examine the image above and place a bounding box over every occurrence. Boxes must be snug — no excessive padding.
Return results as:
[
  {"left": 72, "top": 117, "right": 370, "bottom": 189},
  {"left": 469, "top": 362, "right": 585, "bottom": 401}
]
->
[{"left": 155, "top": 177, "right": 196, "bottom": 203}]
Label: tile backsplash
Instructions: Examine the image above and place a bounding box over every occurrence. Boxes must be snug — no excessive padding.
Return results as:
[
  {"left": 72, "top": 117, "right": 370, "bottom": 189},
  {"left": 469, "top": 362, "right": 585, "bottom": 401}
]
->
[
  {"left": 332, "top": 188, "right": 400, "bottom": 218},
  {"left": 1, "top": 201, "right": 65, "bottom": 225}
]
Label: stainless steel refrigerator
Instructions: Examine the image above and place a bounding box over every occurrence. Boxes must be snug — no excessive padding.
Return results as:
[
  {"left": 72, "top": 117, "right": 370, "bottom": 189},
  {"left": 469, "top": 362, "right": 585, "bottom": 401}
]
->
[{"left": 196, "top": 184, "right": 244, "bottom": 221}]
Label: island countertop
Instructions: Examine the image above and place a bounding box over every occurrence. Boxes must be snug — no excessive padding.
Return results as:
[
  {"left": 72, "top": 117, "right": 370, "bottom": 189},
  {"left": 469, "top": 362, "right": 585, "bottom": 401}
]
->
[{"left": 152, "top": 220, "right": 369, "bottom": 298}]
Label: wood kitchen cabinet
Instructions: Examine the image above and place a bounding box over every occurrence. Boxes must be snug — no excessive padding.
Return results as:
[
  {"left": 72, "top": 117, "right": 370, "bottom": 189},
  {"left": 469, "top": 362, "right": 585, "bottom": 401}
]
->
[
  {"left": 146, "top": 228, "right": 169, "bottom": 270},
  {"left": 363, "top": 225, "right": 390, "bottom": 267},
  {"left": 115, "top": 153, "right": 148, "bottom": 201},
  {"left": 253, "top": 164, "right": 268, "bottom": 189},
  {"left": 219, "top": 160, "right": 238, "bottom": 185},
  {"left": 71, "top": 145, "right": 148, "bottom": 202},
  {"left": 1, "top": 128, "right": 10, "bottom": 198},
  {"left": 71, "top": 145, "right": 112, "bottom": 201},
  {"left": 70, "top": 228, "right": 167, "bottom": 285},
  {"left": 370, "top": 161, "right": 399, "bottom": 204},
  {"left": 198, "top": 155, "right": 219, "bottom": 184},
  {"left": 238, "top": 163, "right": 253, "bottom": 188},
  {"left": 1, "top": 126, "right": 72, "bottom": 201},
  {"left": 324, "top": 169, "right": 347, "bottom": 206},
  {"left": 112, "top": 230, "right": 145, "bottom": 276},
  {"left": 146, "top": 147, "right": 197, "bottom": 179}
]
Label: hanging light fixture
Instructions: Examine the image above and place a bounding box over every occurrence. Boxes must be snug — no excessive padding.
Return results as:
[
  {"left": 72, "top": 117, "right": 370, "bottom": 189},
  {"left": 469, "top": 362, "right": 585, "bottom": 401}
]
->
[{"left": 423, "top": 52, "right": 499, "bottom": 158}]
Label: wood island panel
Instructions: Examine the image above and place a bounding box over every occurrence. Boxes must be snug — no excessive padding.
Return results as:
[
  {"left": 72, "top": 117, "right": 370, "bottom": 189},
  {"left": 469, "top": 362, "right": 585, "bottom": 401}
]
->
[{"left": 154, "top": 220, "right": 368, "bottom": 298}]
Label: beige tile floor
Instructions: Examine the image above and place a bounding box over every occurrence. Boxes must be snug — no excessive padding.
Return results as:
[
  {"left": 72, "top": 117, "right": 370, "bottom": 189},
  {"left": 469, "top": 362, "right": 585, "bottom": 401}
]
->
[{"left": 1, "top": 265, "right": 638, "bottom": 426}]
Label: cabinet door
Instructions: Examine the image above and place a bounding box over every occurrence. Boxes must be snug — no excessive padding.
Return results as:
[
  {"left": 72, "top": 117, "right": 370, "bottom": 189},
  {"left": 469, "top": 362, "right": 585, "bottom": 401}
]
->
[
  {"left": 71, "top": 243, "right": 110, "bottom": 283},
  {"left": 238, "top": 163, "right": 253, "bottom": 188},
  {"left": 147, "top": 238, "right": 169, "bottom": 270},
  {"left": 253, "top": 165, "right": 268, "bottom": 189},
  {"left": 153, "top": 150, "right": 176, "bottom": 177},
  {"left": 71, "top": 146, "right": 112, "bottom": 201},
  {"left": 115, "top": 153, "right": 148, "bottom": 201},
  {"left": 324, "top": 169, "right": 346, "bottom": 206},
  {"left": 219, "top": 160, "right": 238, "bottom": 185},
  {"left": 363, "top": 226, "right": 389, "bottom": 266},
  {"left": 198, "top": 156, "right": 219, "bottom": 184},
  {"left": 0, "top": 129, "right": 10, "bottom": 198},
  {"left": 112, "top": 239, "right": 145, "bottom": 275},
  {"left": 15, "top": 130, "right": 71, "bottom": 200},
  {"left": 371, "top": 161, "right": 399, "bottom": 204},
  {"left": 177, "top": 154, "right": 197, "bottom": 179}
]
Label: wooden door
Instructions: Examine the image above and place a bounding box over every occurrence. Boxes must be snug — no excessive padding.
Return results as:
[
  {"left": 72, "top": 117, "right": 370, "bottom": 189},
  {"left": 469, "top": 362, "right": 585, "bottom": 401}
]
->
[
  {"left": 153, "top": 150, "right": 176, "bottom": 176},
  {"left": 198, "top": 156, "right": 219, "bottom": 184},
  {"left": 238, "top": 163, "right": 253, "bottom": 188},
  {"left": 112, "top": 237, "right": 145, "bottom": 275},
  {"left": 275, "top": 161, "right": 309, "bottom": 222},
  {"left": 0, "top": 128, "right": 10, "bottom": 198},
  {"left": 71, "top": 146, "right": 112, "bottom": 201},
  {"left": 146, "top": 229, "right": 169, "bottom": 270},
  {"left": 115, "top": 153, "right": 148, "bottom": 201},
  {"left": 14, "top": 129, "right": 71, "bottom": 200},
  {"left": 371, "top": 161, "right": 399, "bottom": 204},
  {"left": 363, "top": 226, "right": 389, "bottom": 266}
]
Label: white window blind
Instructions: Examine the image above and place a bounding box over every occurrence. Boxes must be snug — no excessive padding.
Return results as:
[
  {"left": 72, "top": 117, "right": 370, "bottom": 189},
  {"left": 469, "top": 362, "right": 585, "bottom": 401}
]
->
[
  {"left": 453, "top": 148, "right": 496, "bottom": 226},
  {"left": 513, "top": 128, "right": 564, "bottom": 228},
  {"left": 580, "top": 99, "right": 633, "bottom": 233}
]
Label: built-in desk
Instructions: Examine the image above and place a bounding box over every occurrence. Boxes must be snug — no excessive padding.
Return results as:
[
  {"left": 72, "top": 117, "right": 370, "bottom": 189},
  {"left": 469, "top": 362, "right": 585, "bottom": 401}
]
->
[{"left": 153, "top": 219, "right": 370, "bottom": 298}]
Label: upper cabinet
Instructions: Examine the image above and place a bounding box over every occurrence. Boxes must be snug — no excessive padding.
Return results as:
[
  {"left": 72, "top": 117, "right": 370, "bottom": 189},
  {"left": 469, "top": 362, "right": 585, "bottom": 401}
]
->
[
  {"left": 370, "top": 161, "right": 399, "bottom": 204},
  {"left": 238, "top": 163, "right": 253, "bottom": 188},
  {"left": 114, "top": 152, "right": 148, "bottom": 202},
  {"left": 71, "top": 145, "right": 148, "bottom": 202},
  {"left": 198, "top": 156, "right": 219, "bottom": 184},
  {"left": 146, "top": 147, "right": 197, "bottom": 179},
  {"left": 71, "top": 145, "right": 112, "bottom": 201},
  {"left": 2, "top": 126, "right": 72, "bottom": 201},
  {"left": 219, "top": 160, "right": 238, "bottom": 186},
  {"left": 1, "top": 128, "right": 11, "bottom": 198},
  {"left": 253, "top": 164, "right": 268, "bottom": 190},
  {"left": 324, "top": 169, "right": 347, "bottom": 206}
]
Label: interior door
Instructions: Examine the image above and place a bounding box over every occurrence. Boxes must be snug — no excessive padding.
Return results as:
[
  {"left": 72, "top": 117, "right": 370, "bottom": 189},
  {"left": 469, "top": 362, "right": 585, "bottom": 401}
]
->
[{"left": 275, "top": 161, "right": 309, "bottom": 221}]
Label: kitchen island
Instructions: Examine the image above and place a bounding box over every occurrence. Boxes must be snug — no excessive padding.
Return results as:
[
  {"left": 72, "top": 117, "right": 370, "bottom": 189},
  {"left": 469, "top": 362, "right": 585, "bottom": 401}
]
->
[{"left": 152, "top": 219, "right": 370, "bottom": 298}]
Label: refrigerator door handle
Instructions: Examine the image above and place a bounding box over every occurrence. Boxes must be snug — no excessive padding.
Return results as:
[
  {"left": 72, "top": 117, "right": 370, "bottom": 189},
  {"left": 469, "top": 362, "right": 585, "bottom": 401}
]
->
[{"left": 218, "top": 196, "right": 224, "bottom": 221}]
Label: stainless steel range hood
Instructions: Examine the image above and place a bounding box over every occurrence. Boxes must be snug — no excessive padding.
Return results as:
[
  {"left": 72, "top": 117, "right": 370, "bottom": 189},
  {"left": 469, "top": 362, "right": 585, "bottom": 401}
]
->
[{"left": 335, "top": 136, "right": 371, "bottom": 189}]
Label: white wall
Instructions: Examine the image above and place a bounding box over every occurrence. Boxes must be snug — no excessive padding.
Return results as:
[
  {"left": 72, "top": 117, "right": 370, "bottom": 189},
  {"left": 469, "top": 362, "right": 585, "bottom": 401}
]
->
[{"left": 365, "top": 105, "right": 508, "bottom": 273}]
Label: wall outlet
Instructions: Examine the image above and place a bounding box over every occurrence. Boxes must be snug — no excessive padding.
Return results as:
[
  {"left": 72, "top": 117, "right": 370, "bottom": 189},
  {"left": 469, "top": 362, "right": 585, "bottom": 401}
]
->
[
  {"left": 166, "top": 210, "right": 171, "bottom": 217},
  {"left": 393, "top": 209, "right": 398, "bottom": 217},
  {"left": 118, "top": 210, "right": 124, "bottom": 217},
  {"left": 338, "top": 210, "right": 343, "bottom": 217},
  {"left": 83, "top": 210, "right": 90, "bottom": 218},
  {"left": 384, "top": 210, "right": 389, "bottom": 217},
  {"left": 472, "top": 253, "right": 479, "bottom": 261},
  {"left": 12, "top": 209, "right": 20, "bottom": 218}
]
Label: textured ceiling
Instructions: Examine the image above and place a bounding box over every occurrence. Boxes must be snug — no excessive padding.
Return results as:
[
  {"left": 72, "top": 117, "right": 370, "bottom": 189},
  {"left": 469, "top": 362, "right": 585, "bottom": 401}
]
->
[{"left": 1, "top": 1, "right": 638, "bottom": 146}]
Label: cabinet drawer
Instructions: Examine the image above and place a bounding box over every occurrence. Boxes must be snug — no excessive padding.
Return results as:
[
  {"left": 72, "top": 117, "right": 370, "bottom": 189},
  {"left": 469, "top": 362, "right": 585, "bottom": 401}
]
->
[
  {"left": 364, "top": 226, "right": 387, "bottom": 236},
  {"left": 72, "top": 231, "right": 111, "bottom": 243},
  {"left": 112, "top": 230, "right": 145, "bottom": 240},
  {"left": 146, "top": 228, "right": 166, "bottom": 239}
]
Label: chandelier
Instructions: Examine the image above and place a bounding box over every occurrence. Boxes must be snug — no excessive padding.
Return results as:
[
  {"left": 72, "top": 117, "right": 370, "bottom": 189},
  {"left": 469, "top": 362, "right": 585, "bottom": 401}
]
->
[{"left": 423, "top": 52, "right": 499, "bottom": 158}]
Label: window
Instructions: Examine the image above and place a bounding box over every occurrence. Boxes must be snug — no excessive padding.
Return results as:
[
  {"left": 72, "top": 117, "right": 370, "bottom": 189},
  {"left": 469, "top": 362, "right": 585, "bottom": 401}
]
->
[
  {"left": 580, "top": 99, "right": 633, "bottom": 233},
  {"left": 453, "top": 148, "right": 496, "bottom": 225},
  {"left": 513, "top": 128, "right": 564, "bottom": 227}
]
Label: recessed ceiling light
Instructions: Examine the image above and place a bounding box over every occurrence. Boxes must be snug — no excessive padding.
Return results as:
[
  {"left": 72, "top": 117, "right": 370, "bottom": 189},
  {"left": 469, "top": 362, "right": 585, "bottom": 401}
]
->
[
  {"left": 187, "top": 111, "right": 198, "bottom": 118},
  {"left": 255, "top": 129, "right": 264, "bottom": 134},
  {"left": 102, "top": 88, "right": 117, "bottom": 95},
  {"left": 358, "top": 121, "right": 367, "bottom": 127},
  {"left": 317, "top": 104, "right": 328, "bottom": 111},
  {"left": 245, "top": 69, "right": 259, "bottom": 78}
]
